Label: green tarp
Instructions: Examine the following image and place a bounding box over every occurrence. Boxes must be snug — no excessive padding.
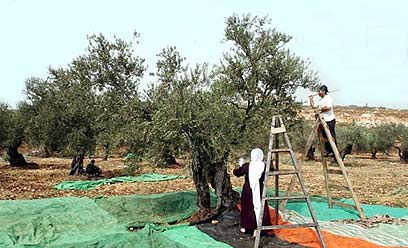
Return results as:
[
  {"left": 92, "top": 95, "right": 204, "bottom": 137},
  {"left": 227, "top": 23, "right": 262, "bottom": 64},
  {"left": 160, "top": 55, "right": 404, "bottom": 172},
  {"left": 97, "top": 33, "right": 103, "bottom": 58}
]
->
[
  {"left": 0, "top": 191, "right": 230, "bottom": 247},
  {"left": 1, "top": 190, "right": 408, "bottom": 247},
  {"left": 284, "top": 195, "right": 408, "bottom": 221},
  {"left": 53, "top": 173, "right": 186, "bottom": 190}
]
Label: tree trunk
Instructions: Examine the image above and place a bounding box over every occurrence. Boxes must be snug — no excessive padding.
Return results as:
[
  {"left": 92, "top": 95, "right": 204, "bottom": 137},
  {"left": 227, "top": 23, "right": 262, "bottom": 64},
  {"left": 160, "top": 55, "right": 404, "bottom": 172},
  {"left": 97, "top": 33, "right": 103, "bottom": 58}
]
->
[
  {"left": 190, "top": 137, "right": 239, "bottom": 211},
  {"left": 191, "top": 155, "right": 211, "bottom": 209},
  {"left": 165, "top": 154, "right": 177, "bottom": 166},
  {"left": 44, "top": 146, "right": 50, "bottom": 158},
  {"left": 340, "top": 144, "right": 353, "bottom": 161},
  {"left": 209, "top": 160, "right": 240, "bottom": 210},
  {"left": 7, "top": 141, "right": 28, "bottom": 167},
  {"left": 371, "top": 150, "right": 377, "bottom": 159},
  {"left": 306, "top": 146, "right": 315, "bottom": 161},
  {"left": 401, "top": 152, "right": 408, "bottom": 163},
  {"left": 395, "top": 146, "right": 408, "bottom": 163},
  {"left": 103, "top": 143, "right": 109, "bottom": 161}
]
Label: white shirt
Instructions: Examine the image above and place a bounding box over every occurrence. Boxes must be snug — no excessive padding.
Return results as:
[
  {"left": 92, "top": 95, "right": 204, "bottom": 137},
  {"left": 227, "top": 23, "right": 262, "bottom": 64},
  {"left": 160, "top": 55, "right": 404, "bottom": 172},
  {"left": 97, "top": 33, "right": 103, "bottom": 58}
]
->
[{"left": 317, "top": 94, "right": 335, "bottom": 122}]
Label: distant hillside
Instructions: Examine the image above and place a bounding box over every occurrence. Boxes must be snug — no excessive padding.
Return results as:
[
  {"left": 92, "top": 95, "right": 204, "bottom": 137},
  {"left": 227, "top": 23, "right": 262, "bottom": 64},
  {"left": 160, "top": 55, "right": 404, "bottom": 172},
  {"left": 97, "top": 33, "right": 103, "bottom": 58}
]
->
[{"left": 301, "top": 106, "right": 408, "bottom": 127}]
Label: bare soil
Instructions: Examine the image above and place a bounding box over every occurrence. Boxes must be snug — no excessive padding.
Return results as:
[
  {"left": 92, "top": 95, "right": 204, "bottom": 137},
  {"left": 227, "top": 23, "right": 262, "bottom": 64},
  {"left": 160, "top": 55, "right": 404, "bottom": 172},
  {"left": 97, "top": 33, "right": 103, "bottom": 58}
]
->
[
  {"left": 0, "top": 153, "right": 407, "bottom": 207},
  {"left": 1, "top": 106, "right": 407, "bottom": 207}
]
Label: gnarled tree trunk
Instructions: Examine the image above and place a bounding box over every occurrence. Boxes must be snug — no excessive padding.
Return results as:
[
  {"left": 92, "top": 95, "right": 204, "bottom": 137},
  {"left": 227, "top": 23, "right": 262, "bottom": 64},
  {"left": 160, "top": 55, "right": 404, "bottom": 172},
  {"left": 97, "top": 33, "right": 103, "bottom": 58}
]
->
[
  {"left": 209, "top": 160, "right": 240, "bottom": 210},
  {"left": 395, "top": 146, "right": 408, "bottom": 163},
  {"left": 191, "top": 143, "right": 211, "bottom": 209},
  {"left": 191, "top": 138, "right": 239, "bottom": 211},
  {"left": 7, "top": 140, "right": 28, "bottom": 167},
  {"left": 371, "top": 150, "right": 377, "bottom": 159},
  {"left": 103, "top": 143, "right": 109, "bottom": 161},
  {"left": 44, "top": 146, "right": 50, "bottom": 158}
]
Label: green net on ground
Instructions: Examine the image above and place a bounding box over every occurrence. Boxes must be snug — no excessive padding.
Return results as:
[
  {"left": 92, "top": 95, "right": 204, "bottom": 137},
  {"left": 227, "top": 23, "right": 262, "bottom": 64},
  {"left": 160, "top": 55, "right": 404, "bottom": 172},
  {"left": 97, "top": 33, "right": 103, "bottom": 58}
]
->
[
  {"left": 95, "top": 192, "right": 198, "bottom": 227},
  {"left": 0, "top": 191, "right": 231, "bottom": 247},
  {"left": 53, "top": 173, "right": 186, "bottom": 190},
  {"left": 283, "top": 195, "right": 408, "bottom": 221},
  {"left": 1, "top": 190, "right": 408, "bottom": 247}
]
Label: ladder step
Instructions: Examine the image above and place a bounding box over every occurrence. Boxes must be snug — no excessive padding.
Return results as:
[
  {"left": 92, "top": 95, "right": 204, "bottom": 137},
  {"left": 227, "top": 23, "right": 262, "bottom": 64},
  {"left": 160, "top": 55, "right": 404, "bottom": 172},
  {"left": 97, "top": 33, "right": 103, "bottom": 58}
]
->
[
  {"left": 260, "top": 223, "right": 318, "bottom": 230},
  {"left": 271, "top": 126, "right": 287, "bottom": 134},
  {"left": 265, "top": 195, "right": 307, "bottom": 201},
  {"left": 270, "top": 148, "right": 292, "bottom": 153},
  {"left": 331, "top": 200, "right": 358, "bottom": 211},
  {"left": 327, "top": 169, "right": 343, "bottom": 175},
  {"left": 329, "top": 184, "right": 349, "bottom": 190},
  {"left": 269, "top": 169, "right": 298, "bottom": 176}
]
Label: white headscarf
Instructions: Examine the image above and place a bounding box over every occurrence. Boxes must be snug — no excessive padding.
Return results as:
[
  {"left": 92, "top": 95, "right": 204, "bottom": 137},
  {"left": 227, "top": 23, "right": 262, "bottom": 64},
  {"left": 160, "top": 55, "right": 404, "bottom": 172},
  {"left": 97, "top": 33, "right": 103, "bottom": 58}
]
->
[{"left": 248, "top": 148, "right": 265, "bottom": 226}]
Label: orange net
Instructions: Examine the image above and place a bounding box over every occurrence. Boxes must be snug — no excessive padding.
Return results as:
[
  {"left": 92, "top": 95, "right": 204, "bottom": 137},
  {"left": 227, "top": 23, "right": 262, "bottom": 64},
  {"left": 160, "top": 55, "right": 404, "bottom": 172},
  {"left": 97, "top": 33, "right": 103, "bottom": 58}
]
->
[{"left": 238, "top": 204, "right": 405, "bottom": 248}]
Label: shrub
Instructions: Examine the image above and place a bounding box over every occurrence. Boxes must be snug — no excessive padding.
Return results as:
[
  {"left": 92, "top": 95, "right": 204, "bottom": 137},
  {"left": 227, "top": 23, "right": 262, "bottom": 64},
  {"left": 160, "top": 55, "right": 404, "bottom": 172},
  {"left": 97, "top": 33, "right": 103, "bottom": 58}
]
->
[
  {"left": 289, "top": 118, "right": 315, "bottom": 153},
  {"left": 123, "top": 153, "right": 140, "bottom": 176}
]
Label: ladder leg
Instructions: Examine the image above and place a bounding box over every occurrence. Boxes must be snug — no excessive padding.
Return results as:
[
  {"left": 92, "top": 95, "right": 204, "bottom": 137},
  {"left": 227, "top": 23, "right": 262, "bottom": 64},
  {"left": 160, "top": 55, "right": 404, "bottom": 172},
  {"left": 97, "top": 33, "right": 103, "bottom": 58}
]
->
[
  {"left": 255, "top": 116, "right": 327, "bottom": 248},
  {"left": 318, "top": 130, "right": 333, "bottom": 208},
  {"left": 279, "top": 116, "right": 326, "bottom": 248},
  {"left": 274, "top": 150, "right": 279, "bottom": 225},
  {"left": 254, "top": 117, "right": 276, "bottom": 248},
  {"left": 295, "top": 169, "right": 327, "bottom": 248},
  {"left": 319, "top": 115, "right": 366, "bottom": 220},
  {"left": 281, "top": 118, "right": 319, "bottom": 210},
  {"left": 274, "top": 118, "right": 280, "bottom": 225}
]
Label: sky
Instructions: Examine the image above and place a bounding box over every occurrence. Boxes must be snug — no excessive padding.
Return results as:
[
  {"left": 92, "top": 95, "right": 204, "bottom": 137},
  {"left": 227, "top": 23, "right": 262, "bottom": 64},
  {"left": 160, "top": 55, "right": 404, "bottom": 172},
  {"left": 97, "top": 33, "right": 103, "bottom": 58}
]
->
[{"left": 0, "top": 0, "right": 407, "bottom": 109}]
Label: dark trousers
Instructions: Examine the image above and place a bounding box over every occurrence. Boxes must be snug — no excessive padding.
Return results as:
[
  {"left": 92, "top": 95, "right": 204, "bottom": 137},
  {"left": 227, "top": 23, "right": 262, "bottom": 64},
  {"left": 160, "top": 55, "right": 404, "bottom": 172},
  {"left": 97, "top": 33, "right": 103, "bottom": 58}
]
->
[{"left": 320, "top": 119, "right": 337, "bottom": 154}]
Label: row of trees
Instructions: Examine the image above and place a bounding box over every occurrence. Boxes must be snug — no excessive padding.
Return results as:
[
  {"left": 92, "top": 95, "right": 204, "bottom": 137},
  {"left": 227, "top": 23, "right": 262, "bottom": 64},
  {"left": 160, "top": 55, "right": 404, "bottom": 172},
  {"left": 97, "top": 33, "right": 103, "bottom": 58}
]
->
[
  {"left": 4, "top": 14, "right": 405, "bottom": 212},
  {"left": 336, "top": 123, "right": 408, "bottom": 160},
  {"left": 290, "top": 119, "right": 408, "bottom": 161}
]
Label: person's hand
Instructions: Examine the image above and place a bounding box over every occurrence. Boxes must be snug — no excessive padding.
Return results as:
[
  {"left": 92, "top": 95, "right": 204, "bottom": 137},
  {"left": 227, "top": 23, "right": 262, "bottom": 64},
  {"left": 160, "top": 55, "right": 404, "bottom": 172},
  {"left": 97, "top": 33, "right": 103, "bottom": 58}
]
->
[
  {"left": 309, "top": 95, "right": 314, "bottom": 99},
  {"left": 238, "top": 158, "right": 245, "bottom": 167}
]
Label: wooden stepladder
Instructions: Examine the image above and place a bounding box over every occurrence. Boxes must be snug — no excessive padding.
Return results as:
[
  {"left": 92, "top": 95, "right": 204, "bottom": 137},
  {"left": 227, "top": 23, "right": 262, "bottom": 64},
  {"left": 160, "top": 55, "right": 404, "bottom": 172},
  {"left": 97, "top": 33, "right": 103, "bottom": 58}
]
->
[
  {"left": 254, "top": 116, "right": 326, "bottom": 248},
  {"left": 281, "top": 113, "right": 366, "bottom": 220}
]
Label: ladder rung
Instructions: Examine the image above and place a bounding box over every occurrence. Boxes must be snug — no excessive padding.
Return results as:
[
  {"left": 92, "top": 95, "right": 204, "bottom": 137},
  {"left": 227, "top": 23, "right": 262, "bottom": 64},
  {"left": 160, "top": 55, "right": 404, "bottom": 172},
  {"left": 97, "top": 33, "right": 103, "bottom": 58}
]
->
[
  {"left": 329, "top": 184, "right": 349, "bottom": 190},
  {"left": 265, "top": 195, "right": 307, "bottom": 201},
  {"left": 269, "top": 169, "right": 298, "bottom": 176},
  {"left": 270, "top": 148, "right": 292, "bottom": 153},
  {"left": 259, "top": 223, "right": 318, "bottom": 230},
  {"left": 271, "top": 127, "right": 287, "bottom": 134},
  {"left": 327, "top": 169, "right": 343, "bottom": 175},
  {"left": 331, "top": 200, "right": 358, "bottom": 210}
]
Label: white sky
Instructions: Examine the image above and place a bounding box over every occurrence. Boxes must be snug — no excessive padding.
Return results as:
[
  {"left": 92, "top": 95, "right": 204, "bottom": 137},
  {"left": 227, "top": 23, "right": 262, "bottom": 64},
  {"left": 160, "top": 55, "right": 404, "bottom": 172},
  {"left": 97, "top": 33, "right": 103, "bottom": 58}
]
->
[{"left": 0, "top": 0, "right": 407, "bottom": 108}]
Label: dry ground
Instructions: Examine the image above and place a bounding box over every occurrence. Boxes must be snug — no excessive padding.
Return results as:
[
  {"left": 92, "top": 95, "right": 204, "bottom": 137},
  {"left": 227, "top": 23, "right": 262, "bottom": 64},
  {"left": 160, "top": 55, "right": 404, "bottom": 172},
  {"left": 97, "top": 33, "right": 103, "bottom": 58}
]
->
[
  {"left": 1, "top": 106, "right": 407, "bottom": 206},
  {"left": 1, "top": 153, "right": 407, "bottom": 207}
]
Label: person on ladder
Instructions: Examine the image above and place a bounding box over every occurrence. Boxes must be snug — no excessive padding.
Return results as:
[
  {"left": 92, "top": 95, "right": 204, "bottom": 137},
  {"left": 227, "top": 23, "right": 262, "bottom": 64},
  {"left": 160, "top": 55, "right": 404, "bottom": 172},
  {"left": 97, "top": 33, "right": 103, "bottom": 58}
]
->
[
  {"left": 309, "top": 85, "right": 337, "bottom": 158},
  {"left": 233, "top": 148, "right": 272, "bottom": 236}
]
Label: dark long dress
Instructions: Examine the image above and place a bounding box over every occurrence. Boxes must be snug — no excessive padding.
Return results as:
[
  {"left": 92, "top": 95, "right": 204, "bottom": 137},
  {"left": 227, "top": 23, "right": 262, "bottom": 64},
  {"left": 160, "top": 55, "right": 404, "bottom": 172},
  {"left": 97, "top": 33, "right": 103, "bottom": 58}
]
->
[{"left": 233, "top": 163, "right": 272, "bottom": 233}]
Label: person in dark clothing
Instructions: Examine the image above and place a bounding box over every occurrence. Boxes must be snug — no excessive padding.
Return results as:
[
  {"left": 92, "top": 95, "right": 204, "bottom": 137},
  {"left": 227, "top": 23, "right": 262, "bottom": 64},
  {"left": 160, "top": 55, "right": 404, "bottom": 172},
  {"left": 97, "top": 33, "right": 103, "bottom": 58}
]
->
[
  {"left": 69, "top": 153, "right": 85, "bottom": 175},
  {"left": 233, "top": 148, "right": 272, "bottom": 236},
  {"left": 85, "top": 159, "right": 102, "bottom": 176}
]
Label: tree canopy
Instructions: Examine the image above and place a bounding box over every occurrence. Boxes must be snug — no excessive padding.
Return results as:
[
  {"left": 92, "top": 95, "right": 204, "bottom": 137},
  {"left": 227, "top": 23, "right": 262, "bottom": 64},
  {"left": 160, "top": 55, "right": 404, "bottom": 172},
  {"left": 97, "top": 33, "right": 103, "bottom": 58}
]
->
[{"left": 0, "top": 14, "right": 321, "bottom": 208}]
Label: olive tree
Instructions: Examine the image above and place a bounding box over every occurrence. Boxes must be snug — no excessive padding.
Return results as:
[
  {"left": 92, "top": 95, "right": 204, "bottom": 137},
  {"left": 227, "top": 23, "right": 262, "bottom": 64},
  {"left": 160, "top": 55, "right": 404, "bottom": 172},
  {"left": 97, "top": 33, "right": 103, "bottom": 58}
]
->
[
  {"left": 148, "top": 14, "right": 318, "bottom": 211},
  {"left": 23, "top": 33, "right": 146, "bottom": 158},
  {"left": 0, "top": 102, "right": 31, "bottom": 166}
]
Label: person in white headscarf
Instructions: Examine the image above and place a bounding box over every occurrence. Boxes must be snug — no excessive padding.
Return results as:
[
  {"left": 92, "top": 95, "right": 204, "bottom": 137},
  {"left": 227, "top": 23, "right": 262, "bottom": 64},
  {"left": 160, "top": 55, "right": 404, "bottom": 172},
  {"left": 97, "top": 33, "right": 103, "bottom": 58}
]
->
[{"left": 233, "top": 148, "right": 272, "bottom": 235}]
